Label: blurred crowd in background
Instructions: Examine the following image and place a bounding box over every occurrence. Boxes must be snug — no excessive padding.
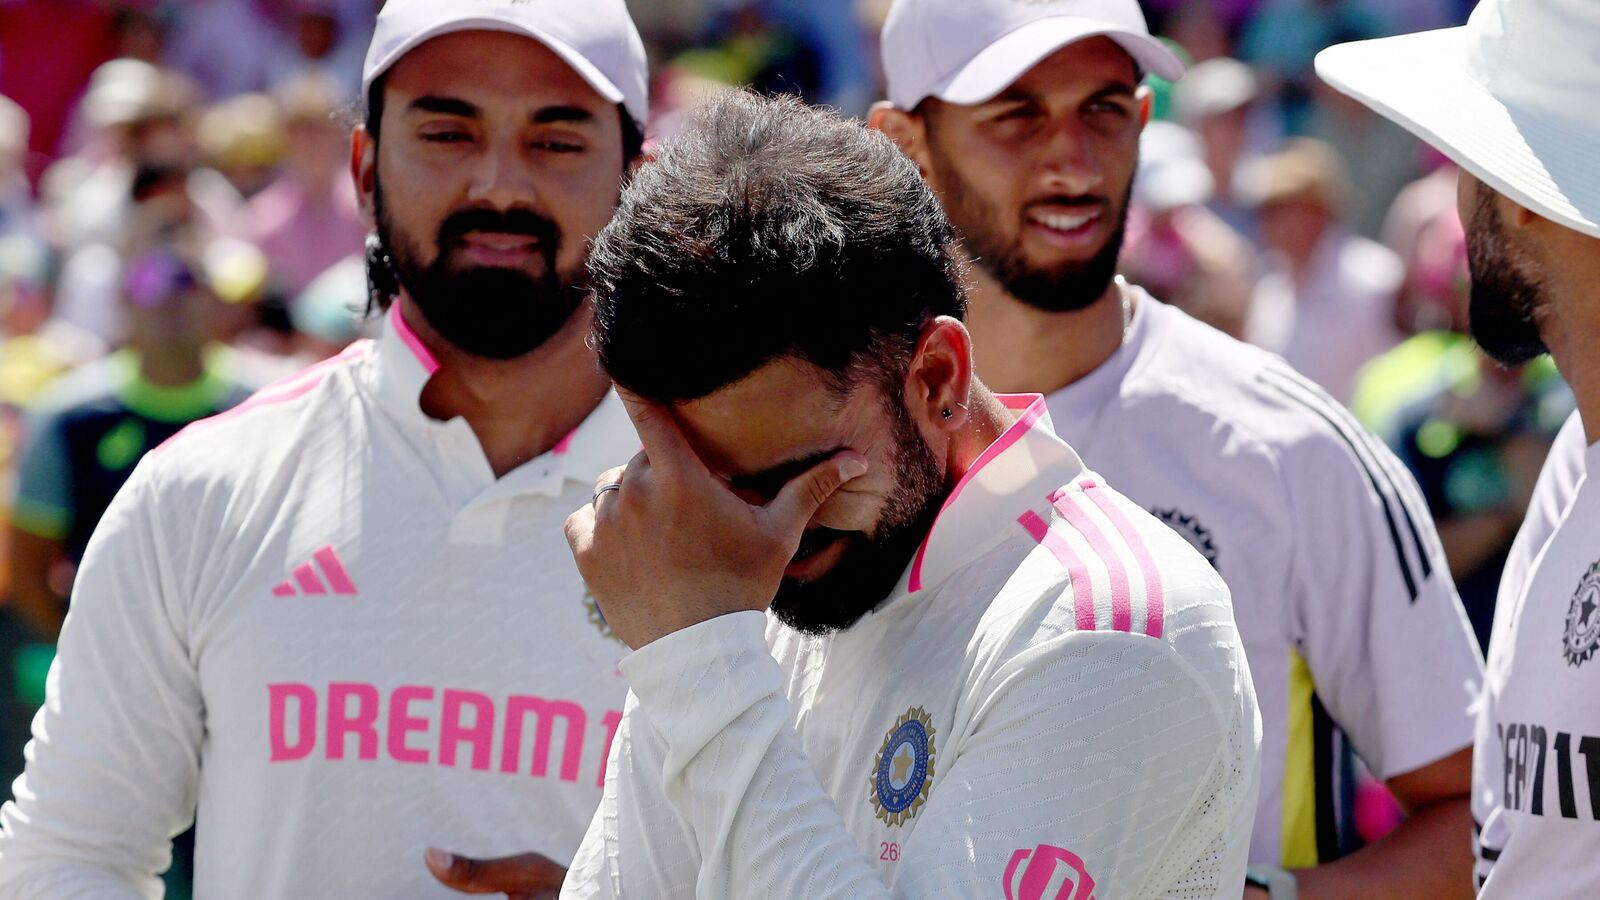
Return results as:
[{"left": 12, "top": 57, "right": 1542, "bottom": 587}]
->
[{"left": 0, "top": 0, "right": 1575, "bottom": 892}]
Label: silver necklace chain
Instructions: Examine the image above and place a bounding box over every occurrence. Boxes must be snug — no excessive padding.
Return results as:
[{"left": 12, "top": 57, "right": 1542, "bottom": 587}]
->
[{"left": 1115, "top": 275, "right": 1133, "bottom": 342}]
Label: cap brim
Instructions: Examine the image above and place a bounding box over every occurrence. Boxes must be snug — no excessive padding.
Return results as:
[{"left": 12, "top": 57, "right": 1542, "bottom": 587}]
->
[
  {"left": 1317, "top": 29, "right": 1600, "bottom": 239},
  {"left": 930, "top": 17, "right": 1186, "bottom": 107},
  {"left": 363, "top": 17, "right": 627, "bottom": 115}
]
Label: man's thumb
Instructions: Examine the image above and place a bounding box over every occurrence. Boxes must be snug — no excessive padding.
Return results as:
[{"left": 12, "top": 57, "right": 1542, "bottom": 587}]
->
[
  {"left": 425, "top": 847, "right": 566, "bottom": 894},
  {"left": 769, "top": 452, "right": 868, "bottom": 533}
]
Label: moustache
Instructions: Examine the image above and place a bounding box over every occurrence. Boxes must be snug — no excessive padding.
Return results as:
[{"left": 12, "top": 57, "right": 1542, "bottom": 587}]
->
[{"left": 437, "top": 206, "right": 559, "bottom": 249}]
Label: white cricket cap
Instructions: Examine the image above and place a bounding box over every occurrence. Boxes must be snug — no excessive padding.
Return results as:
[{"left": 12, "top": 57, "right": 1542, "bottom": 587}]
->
[
  {"left": 881, "top": 0, "right": 1185, "bottom": 111},
  {"left": 362, "top": 0, "right": 649, "bottom": 131},
  {"left": 1316, "top": 0, "right": 1600, "bottom": 239}
]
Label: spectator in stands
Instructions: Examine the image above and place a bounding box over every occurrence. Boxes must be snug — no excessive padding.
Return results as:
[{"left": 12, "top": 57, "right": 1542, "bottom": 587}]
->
[
  {"left": 0, "top": 98, "right": 35, "bottom": 244},
  {"left": 238, "top": 74, "right": 364, "bottom": 299},
  {"left": 197, "top": 93, "right": 288, "bottom": 204},
  {"left": 9, "top": 214, "right": 262, "bottom": 641},
  {"left": 1242, "top": 138, "right": 1404, "bottom": 404},
  {"left": 1122, "top": 121, "right": 1256, "bottom": 338},
  {"left": 266, "top": 0, "right": 366, "bottom": 100},
  {"left": 1174, "top": 57, "right": 1269, "bottom": 239},
  {"left": 1384, "top": 351, "right": 1572, "bottom": 650}
]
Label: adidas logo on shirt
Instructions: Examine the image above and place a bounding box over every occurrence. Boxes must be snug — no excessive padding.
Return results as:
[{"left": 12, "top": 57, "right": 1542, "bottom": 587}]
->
[{"left": 272, "top": 545, "right": 359, "bottom": 597}]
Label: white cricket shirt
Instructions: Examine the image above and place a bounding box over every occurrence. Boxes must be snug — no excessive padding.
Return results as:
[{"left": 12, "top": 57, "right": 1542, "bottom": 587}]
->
[
  {"left": 1048, "top": 293, "right": 1483, "bottom": 868},
  {"left": 1473, "top": 412, "right": 1592, "bottom": 894},
  {"left": 563, "top": 395, "right": 1262, "bottom": 899},
  {"left": 0, "top": 307, "right": 637, "bottom": 899}
]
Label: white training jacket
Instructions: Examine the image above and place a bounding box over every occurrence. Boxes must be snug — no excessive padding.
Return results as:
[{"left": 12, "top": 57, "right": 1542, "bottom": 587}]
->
[
  {"left": 1048, "top": 294, "right": 1483, "bottom": 868},
  {"left": 0, "top": 307, "right": 637, "bottom": 898},
  {"left": 563, "top": 395, "right": 1262, "bottom": 900}
]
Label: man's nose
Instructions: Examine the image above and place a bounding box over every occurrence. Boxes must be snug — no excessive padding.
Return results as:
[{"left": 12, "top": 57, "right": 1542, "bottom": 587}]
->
[
  {"left": 1036, "top": 122, "right": 1105, "bottom": 198},
  {"left": 466, "top": 137, "right": 540, "bottom": 210}
]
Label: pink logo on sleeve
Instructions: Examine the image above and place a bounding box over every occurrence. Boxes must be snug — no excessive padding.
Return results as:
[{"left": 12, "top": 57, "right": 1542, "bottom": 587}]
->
[
  {"left": 272, "top": 545, "right": 359, "bottom": 597},
  {"left": 1003, "top": 844, "right": 1096, "bottom": 900}
]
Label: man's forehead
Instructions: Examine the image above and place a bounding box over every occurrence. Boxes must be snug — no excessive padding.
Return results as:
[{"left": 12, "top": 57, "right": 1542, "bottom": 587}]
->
[
  {"left": 383, "top": 29, "right": 607, "bottom": 109},
  {"left": 671, "top": 360, "right": 869, "bottom": 477}
]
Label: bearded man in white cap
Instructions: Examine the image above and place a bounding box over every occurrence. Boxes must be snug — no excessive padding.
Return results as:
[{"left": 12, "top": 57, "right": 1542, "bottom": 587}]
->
[
  {"left": 1317, "top": 1, "right": 1600, "bottom": 895},
  {"left": 866, "top": 1, "right": 1486, "bottom": 898},
  {"left": 0, "top": 1, "right": 648, "bottom": 896}
]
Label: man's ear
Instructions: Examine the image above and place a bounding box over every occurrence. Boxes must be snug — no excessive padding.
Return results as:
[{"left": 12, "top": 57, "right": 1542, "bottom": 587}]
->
[
  {"left": 1136, "top": 84, "right": 1154, "bottom": 128},
  {"left": 351, "top": 126, "right": 378, "bottom": 227},
  {"left": 904, "top": 315, "right": 975, "bottom": 433},
  {"left": 868, "top": 101, "right": 932, "bottom": 177}
]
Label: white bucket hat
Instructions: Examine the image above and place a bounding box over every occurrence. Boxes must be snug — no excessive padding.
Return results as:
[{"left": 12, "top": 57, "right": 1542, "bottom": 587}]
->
[
  {"left": 363, "top": 0, "right": 649, "bottom": 131},
  {"left": 1315, "top": 0, "right": 1600, "bottom": 239},
  {"left": 881, "top": 0, "right": 1185, "bottom": 111}
]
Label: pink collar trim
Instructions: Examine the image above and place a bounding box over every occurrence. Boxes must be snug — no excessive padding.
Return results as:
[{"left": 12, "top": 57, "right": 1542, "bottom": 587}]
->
[{"left": 389, "top": 304, "right": 441, "bottom": 375}]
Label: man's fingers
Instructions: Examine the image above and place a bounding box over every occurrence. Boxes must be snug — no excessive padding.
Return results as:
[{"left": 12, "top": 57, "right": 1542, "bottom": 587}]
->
[
  {"left": 565, "top": 503, "right": 596, "bottom": 552},
  {"left": 765, "top": 451, "right": 868, "bottom": 541},
  {"left": 616, "top": 388, "right": 701, "bottom": 472},
  {"left": 424, "top": 847, "right": 566, "bottom": 894}
]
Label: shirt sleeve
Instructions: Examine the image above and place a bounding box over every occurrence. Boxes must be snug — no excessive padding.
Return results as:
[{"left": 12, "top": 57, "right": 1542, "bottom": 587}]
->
[
  {"left": 0, "top": 464, "right": 202, "bottom": 899},
  {"left": 562, "top": 605, "right": 1244, "bottom": 900},
  {"left": 1283, "top": 401, "right": 1484, "bottom": 780},
  {"left": 10, "top": 410, "right": 74, "bottom": 541}
]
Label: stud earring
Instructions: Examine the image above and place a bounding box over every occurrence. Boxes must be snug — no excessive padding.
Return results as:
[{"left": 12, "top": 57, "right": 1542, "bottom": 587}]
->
[{"left": 942, "top": 408, "right": 954, "bottom": 420}]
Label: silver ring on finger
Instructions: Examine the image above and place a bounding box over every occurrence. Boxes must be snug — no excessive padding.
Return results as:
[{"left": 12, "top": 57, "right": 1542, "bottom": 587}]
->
[{"left": 591, "top": 482, "right": 623, "bottom": 508}]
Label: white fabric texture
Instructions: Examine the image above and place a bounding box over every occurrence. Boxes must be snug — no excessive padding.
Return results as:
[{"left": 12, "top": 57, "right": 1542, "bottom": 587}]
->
[
  {"left": 563, "top": 397, "right": 1261, "bottom": 899},
  {"left": 1473, "top": 412, "right": 1590, "bottom": 892},
  {"left": 1049, "top": 294, "right": 1483, "bottom": 867},
  {"left": 0, "top": 308, "right": 637, "bottom": 898}
]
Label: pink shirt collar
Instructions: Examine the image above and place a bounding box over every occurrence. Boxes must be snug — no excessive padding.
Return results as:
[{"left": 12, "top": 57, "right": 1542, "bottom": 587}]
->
[{"left": 901, "top": 393, "right": 1087, "bottom": 596}]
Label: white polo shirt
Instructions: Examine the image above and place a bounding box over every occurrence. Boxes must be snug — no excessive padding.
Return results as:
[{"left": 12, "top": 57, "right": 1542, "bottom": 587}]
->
[
  {"left": 1473, "top": 411, "right": 1591, "bottom": 893},
  {"left": 563, "top": 395, "right": 1261, "bottom": 899},
  {"left": 1048, "top": 293, "right": 1483, "bottom": 868},
  {"left": 0, "top": 307, "right": 637, "bottom": 899}
]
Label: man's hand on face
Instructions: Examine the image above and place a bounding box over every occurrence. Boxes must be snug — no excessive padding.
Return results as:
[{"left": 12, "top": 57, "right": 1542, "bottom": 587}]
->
[
  {"left": 565, "top": 390, "right": 868, "bottom": 650},
  {"left": 424, "top": 847, "right": 565, "bottom": 899}
]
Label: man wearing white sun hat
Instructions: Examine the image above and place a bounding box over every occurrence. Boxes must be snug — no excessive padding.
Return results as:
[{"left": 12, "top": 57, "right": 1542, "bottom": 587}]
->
[
  {"left": 0, "top": 0, "right": 649, "bottom": 896},
  {"left": 1317, "top": 0, "right": 1600, "bottom": 896},
  {"left": 867, "top": 1, "right": 1485, "bottom": 898}
]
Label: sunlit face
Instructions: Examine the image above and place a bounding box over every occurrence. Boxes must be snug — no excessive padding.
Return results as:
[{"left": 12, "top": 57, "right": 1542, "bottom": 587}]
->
[
  {"left": 1457, "top": 170, "right": 1550, "bottom": 365},
  {"left": 916, "top": 38, "right": 1146, "bottom": 311},
  {"left": 356, "top": 30, "right": 627, "bottom": 358},
  {"left": 672, "top": 359, "right": 948, "bottom": 634}
]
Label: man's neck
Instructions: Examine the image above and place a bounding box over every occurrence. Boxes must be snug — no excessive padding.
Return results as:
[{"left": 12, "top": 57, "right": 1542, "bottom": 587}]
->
[
  {"left": 963, "top": 269, "right": 1127, "bottom": 396},
  {"left": 947, "top": 388, "right": 1015, "bottom": 482},
  {"left": 402, "top": 298, "right": 611, "bottom": 478},
  {"left": 1544, "top": 284, "right": 1600, "bottom": 448}
]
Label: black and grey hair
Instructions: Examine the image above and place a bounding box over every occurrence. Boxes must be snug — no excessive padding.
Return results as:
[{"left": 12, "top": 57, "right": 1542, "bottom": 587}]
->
[{"left": 589, "top": 89, "right": 968, "bottom": 404}]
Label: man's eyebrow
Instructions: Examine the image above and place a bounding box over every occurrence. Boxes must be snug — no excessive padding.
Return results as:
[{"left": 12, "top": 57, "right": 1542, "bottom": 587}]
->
[
  {"left": 1088, "top": 82, "right": 1138, "bottom": 102},
  {"left": 728, "top": 447, "right": 847, "bottom": 492},
  {"left": 532, "top": 105, "right": 597, "bottom": 125},
  {"left": 408, "top": 95, "right": 479, "bottom": 118}
]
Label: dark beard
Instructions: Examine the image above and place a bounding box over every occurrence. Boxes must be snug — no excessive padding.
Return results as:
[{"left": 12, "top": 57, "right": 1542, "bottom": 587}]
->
[
  {"left": 373, "top": 182, "right": 587, "bottom": 360},
  {"left": 770, "top": 395, "right": 947, "bottom": 635},
  {"left": 931, "top": 143, "right": 1131, "bottom": 313},
  {"left": 1466, "top": 181, "right": 1549, "bottom": 366}
]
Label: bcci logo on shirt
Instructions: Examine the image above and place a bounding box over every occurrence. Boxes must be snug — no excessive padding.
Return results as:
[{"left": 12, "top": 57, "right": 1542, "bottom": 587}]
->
[
  {"left": 1151, "top": 507, "right": 1219, "bottom": 569},
  {"left": 1562, "top": 561, "right": 1600, "bottom": 667},
  {"left": 871, "top": 707, "right": 936, "bottom": 827}
]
